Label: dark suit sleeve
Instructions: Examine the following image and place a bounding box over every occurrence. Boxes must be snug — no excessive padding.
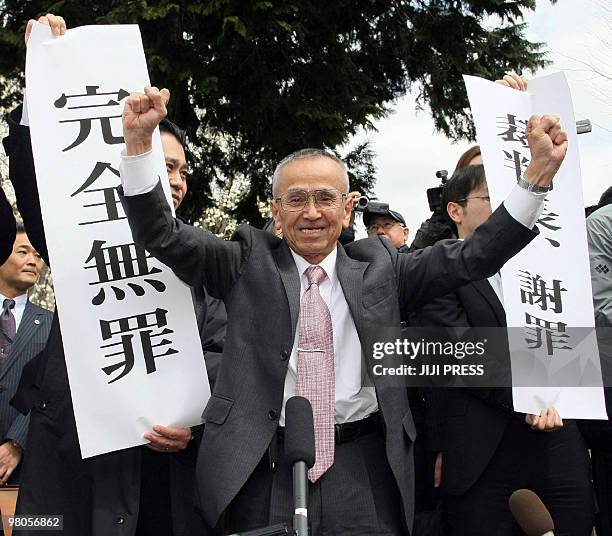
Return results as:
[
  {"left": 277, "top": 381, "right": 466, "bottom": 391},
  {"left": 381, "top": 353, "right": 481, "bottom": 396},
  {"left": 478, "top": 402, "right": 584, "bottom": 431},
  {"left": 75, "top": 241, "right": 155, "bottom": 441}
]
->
[
  {"left": 395, "top": 204, "right": 537, "bottom": 314},
  {"left": 6, "top": 412, "right": 30, "bottom": 448},
  {"left": 119, "top": 181, "right": 245, "bottom": 300},
  {"left": 172, "top": 423, "right": 204, "bottom": 466},
  {"left": 2, "top": 105, "right": 49, "bottom": 265},
  {"left": 413, "top": 291, "right": 522, "bottom": 419},
  {"left": 410, "top": 293, "right": 468, "bottom": 452},
  {"left": 0, "top": 187, "right": 16, "bottom": 265}
]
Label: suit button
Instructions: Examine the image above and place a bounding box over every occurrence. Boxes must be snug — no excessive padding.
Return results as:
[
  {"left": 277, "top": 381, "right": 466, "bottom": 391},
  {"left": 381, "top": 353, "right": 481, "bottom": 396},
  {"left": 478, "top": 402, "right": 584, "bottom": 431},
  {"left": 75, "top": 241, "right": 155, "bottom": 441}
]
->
[
  {"left": 40, "top": 401, "right": 47, "bottom": 410},
  {"left": 280, "top": 350, "right": 289, "bottom": 361},
  {"left": 116, "top": 516, "right": 124, "bottom": 524},
  {"left": 268, "top": 410, "right": 278, "bottom": 421}
]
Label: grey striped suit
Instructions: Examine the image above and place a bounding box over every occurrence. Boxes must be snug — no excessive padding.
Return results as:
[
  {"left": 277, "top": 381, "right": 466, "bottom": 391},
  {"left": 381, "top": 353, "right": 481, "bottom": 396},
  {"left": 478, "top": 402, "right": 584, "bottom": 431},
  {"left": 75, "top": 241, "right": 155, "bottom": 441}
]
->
[{"left": 1, "top": 300, "right": 51, "bottom": 482}]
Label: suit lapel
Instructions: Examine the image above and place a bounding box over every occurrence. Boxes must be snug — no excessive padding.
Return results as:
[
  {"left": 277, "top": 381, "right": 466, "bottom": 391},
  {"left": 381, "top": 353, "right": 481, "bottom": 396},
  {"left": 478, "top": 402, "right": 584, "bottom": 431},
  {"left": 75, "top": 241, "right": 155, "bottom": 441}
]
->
[
  {"left": 471, "top": 279, "right": 506, "bottom": 325},
  {"left": 274, "top": 240, "right": 301, "bottom": 341},
  {"left": 335, "top": 245, "right": 368, "bottom": 337},
  {"left": 1, "top": 301, "right": 44, "bottom": 380}
]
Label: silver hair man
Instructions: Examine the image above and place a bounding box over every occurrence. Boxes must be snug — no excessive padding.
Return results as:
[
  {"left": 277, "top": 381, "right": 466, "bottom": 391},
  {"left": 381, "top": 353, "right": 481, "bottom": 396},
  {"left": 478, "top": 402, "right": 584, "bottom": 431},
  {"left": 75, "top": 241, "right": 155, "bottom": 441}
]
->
[{"left": 271, "top": 148, "right": 349, "bottom": 196}]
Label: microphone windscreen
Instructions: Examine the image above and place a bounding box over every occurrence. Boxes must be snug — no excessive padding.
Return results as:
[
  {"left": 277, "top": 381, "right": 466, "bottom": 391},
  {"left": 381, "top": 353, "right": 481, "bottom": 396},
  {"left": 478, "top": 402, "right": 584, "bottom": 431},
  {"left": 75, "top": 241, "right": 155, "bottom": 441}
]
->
[
  {"left": 284, "top": 396, "right": 315, "bottom": 468},
  {"left": 509, "top": 489, "right": 555, "bottom": 536}
]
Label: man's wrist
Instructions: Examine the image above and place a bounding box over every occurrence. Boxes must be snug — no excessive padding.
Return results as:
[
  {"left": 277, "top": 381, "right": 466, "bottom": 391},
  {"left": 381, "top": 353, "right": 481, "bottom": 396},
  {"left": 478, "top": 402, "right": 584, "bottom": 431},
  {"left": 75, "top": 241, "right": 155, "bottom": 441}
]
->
[
  {"left": 125, "top": 139, "right": 153, "bottom": 156},
  {"left": 522, "top": 165, "right": 553, "bottom": 189},
  {"left": 517, "top": 175, "right": 552, "bottom": 194},
  {"left": 6, "top": 440, "right": 21, "bottom": 452}
]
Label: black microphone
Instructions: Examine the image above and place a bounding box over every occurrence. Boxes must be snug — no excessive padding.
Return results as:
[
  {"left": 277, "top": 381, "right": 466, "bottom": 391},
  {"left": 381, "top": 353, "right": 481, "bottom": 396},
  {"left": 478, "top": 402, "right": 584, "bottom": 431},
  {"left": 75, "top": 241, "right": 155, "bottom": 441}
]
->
[
  {"left": 284, "top": 396, "right": 315, "bottom": 536},
  {"left": 509, "top": 489, "right": 555, "bottom": 536}
]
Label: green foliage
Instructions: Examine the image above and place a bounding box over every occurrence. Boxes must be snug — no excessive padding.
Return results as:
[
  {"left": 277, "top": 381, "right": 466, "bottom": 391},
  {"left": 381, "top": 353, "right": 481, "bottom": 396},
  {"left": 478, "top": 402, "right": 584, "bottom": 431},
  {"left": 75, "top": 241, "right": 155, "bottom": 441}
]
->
[{"left": 0, "top": 0, "right": 548, "bottom": 226}]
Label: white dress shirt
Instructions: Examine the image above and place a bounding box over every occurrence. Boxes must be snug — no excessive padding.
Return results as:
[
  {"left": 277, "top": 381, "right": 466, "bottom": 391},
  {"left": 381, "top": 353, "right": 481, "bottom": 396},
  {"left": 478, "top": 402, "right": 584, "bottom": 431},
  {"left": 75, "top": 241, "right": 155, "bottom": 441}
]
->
[
  {"left": 0, "top": 292, "right": 28, "bottom": 332},
  {"left": 280, "top": 248, "right": 379, "bottom": 425},
  {"left": 488, "top": 272, "right": 505, "bottom": 306}
]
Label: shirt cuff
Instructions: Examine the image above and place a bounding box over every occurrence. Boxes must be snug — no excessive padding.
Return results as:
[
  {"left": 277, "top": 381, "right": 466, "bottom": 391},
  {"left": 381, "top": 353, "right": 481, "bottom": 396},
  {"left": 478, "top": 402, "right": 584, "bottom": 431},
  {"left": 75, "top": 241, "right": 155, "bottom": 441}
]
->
[
  {"left": 119, "top": 149, "right": 159, "bottom": 196},
  {"left": 20, "top": 97, "right": 29, "bottom": 126},
  {"left": 502, "top": 183, "right": 547, "bottom": 229}
]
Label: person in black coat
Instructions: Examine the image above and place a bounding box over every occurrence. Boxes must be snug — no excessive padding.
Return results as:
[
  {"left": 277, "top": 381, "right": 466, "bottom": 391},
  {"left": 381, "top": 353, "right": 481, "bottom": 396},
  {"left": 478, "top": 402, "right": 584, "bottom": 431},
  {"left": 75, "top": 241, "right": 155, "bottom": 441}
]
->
[{"left": 411, "top": 165, "right": 594, "bottom": 536}]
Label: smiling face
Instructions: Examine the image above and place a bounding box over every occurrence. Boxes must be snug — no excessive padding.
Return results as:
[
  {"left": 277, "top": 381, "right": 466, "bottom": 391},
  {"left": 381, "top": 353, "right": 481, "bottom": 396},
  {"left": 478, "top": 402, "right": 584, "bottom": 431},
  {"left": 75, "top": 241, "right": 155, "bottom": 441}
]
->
[
  {"left": 0, "top": 232, "right": 42, "bottom": 297},
  {"left": 270, "top": 156, "right": 352, "bottom": 264},
  {"left": 161, "top": 131, "right": 188, "bottom": 209}
]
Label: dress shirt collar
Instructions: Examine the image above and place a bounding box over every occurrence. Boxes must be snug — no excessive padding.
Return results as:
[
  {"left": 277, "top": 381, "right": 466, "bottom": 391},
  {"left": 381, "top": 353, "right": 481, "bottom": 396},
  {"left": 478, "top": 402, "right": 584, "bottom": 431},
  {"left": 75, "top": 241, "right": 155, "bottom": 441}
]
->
[
  {"left": 289, "top": 245, "right": 338, "bottom": 286},
  {"left": 0, "top": 292, "right": 27, "bottom": 310},
  {"left": 0, "top": 291, "right": 28, "bottom": 330}
]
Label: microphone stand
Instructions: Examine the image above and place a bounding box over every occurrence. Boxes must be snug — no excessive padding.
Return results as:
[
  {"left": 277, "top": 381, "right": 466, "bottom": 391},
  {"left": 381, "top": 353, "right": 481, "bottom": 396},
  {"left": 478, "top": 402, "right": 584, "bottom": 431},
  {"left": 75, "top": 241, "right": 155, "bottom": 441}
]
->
[{"left": 292, "top": 460, "right": 309, "bottom": 536}]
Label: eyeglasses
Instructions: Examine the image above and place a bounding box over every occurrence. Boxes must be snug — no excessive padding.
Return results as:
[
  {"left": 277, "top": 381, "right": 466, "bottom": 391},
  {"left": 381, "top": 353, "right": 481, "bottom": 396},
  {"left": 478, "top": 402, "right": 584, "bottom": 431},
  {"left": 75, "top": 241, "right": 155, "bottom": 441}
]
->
[
  {"left": 455, "top": 195, "right": 490, "bottom": 204},
  {"left": 366, "top": 221, "right": 402, "bottom": 233},
  {"left": 275, "top": 188, "right": 347, "bottom": 212}
]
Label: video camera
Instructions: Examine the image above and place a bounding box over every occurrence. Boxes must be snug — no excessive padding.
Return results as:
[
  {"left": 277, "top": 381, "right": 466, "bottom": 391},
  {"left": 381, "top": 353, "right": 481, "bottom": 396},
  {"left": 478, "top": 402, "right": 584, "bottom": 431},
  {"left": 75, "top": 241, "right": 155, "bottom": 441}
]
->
[
  {"left": 410, "top": 168, "right": 456, "bottom": 250},
  {"left": 353, "top": 196, "right": 388, "bottom": 215},
  {"left": 425, "top": 169, "right": 449, "bottom": 213}
]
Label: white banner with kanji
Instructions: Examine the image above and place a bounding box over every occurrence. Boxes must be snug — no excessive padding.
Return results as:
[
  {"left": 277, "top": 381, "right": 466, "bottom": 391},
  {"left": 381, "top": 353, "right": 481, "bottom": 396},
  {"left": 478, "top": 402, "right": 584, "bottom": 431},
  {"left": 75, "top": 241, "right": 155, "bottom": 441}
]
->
[
  {"left": 464, "top": 73, "right": 607, "bottom": 419},
  {"left": 26, "top": 23, "right": 210, "bottom": 457}
]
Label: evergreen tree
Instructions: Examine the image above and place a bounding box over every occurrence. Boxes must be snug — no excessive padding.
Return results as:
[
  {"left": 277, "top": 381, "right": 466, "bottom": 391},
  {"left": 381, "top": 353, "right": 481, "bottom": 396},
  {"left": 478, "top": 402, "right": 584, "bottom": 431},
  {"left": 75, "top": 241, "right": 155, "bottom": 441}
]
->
[{"left": 0, "top": 0, "right": 548, "bottom": 225}]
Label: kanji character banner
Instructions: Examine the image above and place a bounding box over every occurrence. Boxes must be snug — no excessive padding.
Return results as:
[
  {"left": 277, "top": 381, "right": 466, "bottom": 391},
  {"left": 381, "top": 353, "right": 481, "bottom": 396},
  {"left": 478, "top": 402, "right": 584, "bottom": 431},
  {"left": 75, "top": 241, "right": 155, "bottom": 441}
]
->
[
  {"left": 25, "top": 23, "right": 211, "bottom": 457},
  {"left": 464, "top": 73, "right": 607, "bottom": 419}
]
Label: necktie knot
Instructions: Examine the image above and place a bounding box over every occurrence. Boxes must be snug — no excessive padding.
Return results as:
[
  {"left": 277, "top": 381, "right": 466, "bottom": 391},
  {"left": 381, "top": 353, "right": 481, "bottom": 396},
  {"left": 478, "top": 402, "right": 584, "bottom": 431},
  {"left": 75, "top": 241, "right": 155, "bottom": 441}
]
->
[
  {"left": 0, "top": 298, "right": 16, "bottom": 355},
  {"left": 305, "top": 265, "right": 327, "bottom": 287}
]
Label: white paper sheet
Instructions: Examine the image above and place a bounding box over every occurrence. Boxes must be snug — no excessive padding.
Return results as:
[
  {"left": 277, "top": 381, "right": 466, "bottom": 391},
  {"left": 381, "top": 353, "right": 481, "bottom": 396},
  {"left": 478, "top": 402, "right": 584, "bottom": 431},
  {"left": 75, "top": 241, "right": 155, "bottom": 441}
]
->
[
  {"left": 464, "top": 73, "right": 607, "bottom": 419},
  {"left": 25, "top": 23, "right": 211, "bottom": 457}
]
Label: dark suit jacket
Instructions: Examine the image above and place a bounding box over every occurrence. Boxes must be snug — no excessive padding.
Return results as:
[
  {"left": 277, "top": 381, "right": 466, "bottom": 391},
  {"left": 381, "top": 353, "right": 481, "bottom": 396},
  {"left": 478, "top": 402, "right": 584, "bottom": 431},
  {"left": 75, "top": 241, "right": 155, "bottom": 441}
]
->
[
  {"left": 411, "top": 278, "right": 524, "bottom": 496},
  {"left": 3, "top": 107, "right": 226, "bottom": 536},
  {"left": 120, "top": 179, "right": 537, "bottom": 530},
  {"left": 0, "top": 300, "right": 52, "bottom": 482}
]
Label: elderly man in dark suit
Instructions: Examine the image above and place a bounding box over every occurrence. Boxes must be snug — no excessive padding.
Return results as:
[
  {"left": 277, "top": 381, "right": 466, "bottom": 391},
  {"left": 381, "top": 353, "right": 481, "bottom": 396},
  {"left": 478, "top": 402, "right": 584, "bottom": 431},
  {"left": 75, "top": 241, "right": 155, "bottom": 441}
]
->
[
  {"left": 117, "top": 83, "right": 567, "bottom": 534},
  {"left": 411, "top": 164, "right": 594, "bottom": 536},
  {"left": 0, "top": 224, "right": 52, "bottom": 485}
]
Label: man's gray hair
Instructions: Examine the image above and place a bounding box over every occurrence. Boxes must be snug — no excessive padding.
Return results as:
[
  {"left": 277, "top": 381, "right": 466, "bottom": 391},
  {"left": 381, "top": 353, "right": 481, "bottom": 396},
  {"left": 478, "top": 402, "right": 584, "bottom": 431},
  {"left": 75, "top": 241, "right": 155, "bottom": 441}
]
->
[{"left": 271, "top": 148, "right": 349, "bottom": 196}]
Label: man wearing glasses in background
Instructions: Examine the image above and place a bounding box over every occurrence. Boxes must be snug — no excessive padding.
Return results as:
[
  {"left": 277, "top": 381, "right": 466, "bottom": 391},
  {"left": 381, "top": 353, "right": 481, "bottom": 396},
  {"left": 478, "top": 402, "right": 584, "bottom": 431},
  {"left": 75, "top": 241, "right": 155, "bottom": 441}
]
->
[{"left": 364, "top": 207, "right": 410, "bottom": 252}]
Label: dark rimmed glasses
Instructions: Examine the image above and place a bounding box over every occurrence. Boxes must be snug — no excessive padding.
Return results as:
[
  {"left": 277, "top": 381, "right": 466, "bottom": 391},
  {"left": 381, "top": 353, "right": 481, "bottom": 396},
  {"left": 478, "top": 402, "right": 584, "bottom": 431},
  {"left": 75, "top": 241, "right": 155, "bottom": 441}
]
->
[
  {"left": 275, "top": 188, "right": 347, "bottom": 212},
  {"left": 455, "top": 195, "right": 491, "bottom": 204}
]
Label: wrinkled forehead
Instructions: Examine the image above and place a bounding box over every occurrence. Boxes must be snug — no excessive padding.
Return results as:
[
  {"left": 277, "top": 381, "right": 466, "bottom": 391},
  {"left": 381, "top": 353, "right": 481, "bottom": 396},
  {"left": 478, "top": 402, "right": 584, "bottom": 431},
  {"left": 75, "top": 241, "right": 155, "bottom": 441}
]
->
[{"left": 275, "top": 156, "right": 347, "bottom": 195}]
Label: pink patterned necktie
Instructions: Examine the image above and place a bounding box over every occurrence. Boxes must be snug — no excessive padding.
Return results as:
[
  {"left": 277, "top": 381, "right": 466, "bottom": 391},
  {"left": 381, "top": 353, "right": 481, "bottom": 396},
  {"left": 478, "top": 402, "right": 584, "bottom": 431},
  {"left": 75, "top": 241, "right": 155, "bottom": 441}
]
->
[{"left": 296, "top": 265, "right": 335, "bottom": 482}]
